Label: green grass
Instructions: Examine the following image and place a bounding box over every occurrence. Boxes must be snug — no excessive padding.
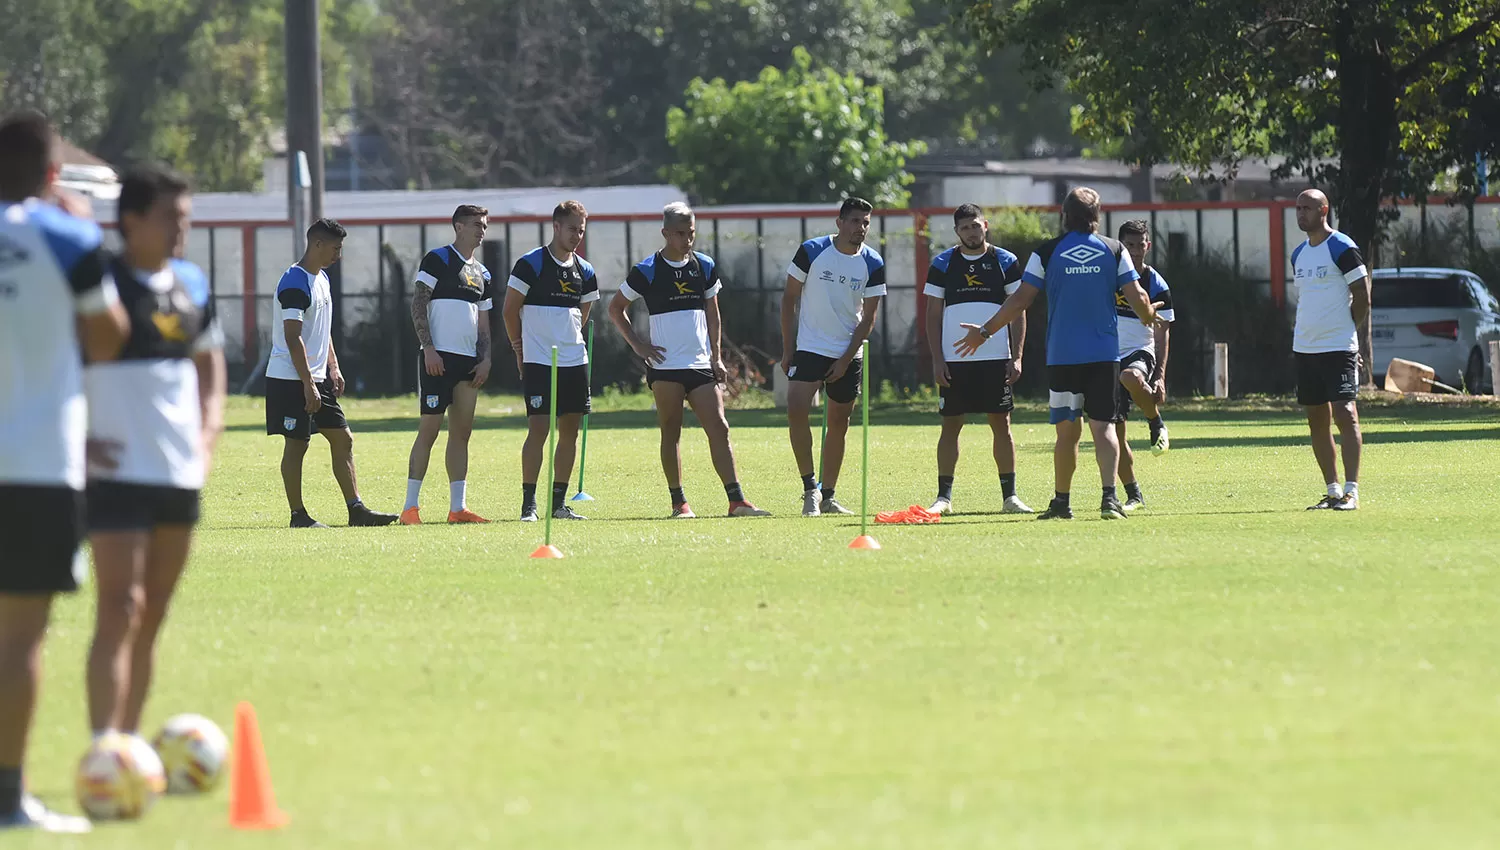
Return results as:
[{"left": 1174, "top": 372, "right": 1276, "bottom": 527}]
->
[{"left": 17, "top": 395, "right": 1500, "bottom": 849}]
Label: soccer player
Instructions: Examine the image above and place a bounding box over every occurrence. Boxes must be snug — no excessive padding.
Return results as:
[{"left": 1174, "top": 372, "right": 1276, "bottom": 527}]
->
[
  {"left": 504, "top": 200, "right": 598, "bottom": 522},
  {"left": 1113, "top": 219, "right": 1175, "bottom": 511},
  {"left": 609, "top": 202, "right": 771, "bottom": 519},
  {"left": 264, "top": 218, "right": 396, "bottom": 528},
  {"left": 1291, "top": 188, "right": 1370, "bottom": 511},
  {"left": 781, "top": 197, "right": 887, "bottom": 517},
  {"left": 953, "top": 187, "right": 1160, "bottom": 521},
  {"left": 0, "top": 110, "right": 126, "bottom": 834},
  {"left": 924, "top": 203, "right": 1033, "bottom": 516},
  {"left": 83, "top": 164, "right": 227, "bottom": 743},
  {"left": 401, "top": 204, "right": 495, "bottom": 525}
]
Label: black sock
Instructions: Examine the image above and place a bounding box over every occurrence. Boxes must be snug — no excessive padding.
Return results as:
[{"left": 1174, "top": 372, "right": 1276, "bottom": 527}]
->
[
  {"left": 290, "top": 506, "right": 307, "bottom": 517},
  {"left": 0, "top": 766, "right": 21, "bottom": 816},
  {"left": 670, "top": 487, "right": 687, "bottom": 507},
  {"left": 725, "top": 482, "right": 744, "bottom": 502},
  {"left": 1000, "top": 473, "right": 1017, "bottom": 499},
  {"left": 552, "top": 482, "right": 568, "bottom": 512},
  {"left": 347, "top": 498, "right": 363, "bottom": 509},
  {"left": 820, "top": 486, "right": 835, "bottom": 503},
  {"left": 937, "top": 475, "right": 954, "bottom": 501},
  {"left": 1054, "top": 491, "right": 1070, "bottom": 507},
  {"left": 1149, "top": 415, "right": 1164, "bottom": 429},
  {"left": 801, "top": 473, "right": 816, "bottom": 492},
  {"left": 1103, "top": 485, "right": 1117, "bottom": 502},
  {"left": 1125, "top": 481, "right": 1144, "bottom": 500},
  {"left": 522, "top": 483, "right": 537, "bottom": 511}
]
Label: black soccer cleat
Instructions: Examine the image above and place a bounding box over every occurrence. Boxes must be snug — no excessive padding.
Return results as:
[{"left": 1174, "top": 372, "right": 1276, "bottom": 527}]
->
[
  {"left": 1306, "top": 495, "right": 1341, "bottom": 511},
  {"left": 1037, "top": 499, "right": 1073, "bottom": 520},
  {"left": 1122, "top": 495, "right": 1146, "bottom": 513},
  {"left": 520, "top": 506, "right": 539, "bottom": 523},
  {"left": 290, "top": 510, "right": 328, "bottom": 529},
  {"left": 1101, "top": 496, "right": 1127, "bottom": 520},
  {"left": 348, "top": 504, "right": 398, "bottom": 527}
]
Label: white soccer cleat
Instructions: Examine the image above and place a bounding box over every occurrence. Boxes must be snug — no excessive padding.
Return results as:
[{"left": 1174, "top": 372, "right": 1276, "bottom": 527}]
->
[
  {"left": 1002, "top": 495, "right": 1034, "bottom": 514},
  {"left": 1333, "top": 493, "right": 1359, "bottom": 511},
  {"left": 671, "top": 504, "right": 697, "bottom": 519},
  {"left": 927, "top": 497, "right": 953, "bottom": 515},
  {"left": 801, "top": 490, "right": 821, "bottom": 517},
  {"left": 1151, "top": 426, "right": 1170, "bottom": 456},
  {"left": 0, "top": 795, "right": 91, "bottom": 834},
  {"left": 819, "top": 497, "right": 855, "bottom": 515}
]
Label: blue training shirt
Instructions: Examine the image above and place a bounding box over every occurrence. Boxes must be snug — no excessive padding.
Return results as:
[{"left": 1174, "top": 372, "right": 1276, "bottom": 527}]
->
[{"left": 1020, "top": 231, "right": 1139, "bottom": 366}]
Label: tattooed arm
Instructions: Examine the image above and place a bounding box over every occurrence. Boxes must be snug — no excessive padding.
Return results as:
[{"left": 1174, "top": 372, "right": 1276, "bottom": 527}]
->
[{"left": 413, "top": 283, "right": 443, "bottom": 376}]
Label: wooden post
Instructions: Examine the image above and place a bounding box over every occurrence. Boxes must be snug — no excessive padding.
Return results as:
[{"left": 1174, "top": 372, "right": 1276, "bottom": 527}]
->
[
  {"left": 1490, "top": 340, "right": 1500, "bottom": 396},
  {"left": 1214, "top": 343, "right": 1230, "bottom": 399}
]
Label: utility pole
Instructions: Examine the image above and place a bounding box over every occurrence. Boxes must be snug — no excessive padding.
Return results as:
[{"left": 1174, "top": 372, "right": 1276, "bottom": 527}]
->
[{"left": 284, "top": 0, "right": 325, "bottom": 226}]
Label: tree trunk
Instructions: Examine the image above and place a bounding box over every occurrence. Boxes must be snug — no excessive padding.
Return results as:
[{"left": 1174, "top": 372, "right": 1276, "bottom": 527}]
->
[{"left": 1333, "top": 10, "right": 1397, "bottom": 386}]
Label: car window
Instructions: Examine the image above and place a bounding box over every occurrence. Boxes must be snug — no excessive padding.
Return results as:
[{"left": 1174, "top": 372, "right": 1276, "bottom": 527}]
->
[{"left": 1372, "top": 276, "right": 1470, "bottom": 308}]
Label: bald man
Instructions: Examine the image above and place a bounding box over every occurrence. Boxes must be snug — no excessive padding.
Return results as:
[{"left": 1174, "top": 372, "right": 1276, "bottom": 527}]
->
[{"left": 1290, "top": 189, "right": 1371, "bottom": 511}]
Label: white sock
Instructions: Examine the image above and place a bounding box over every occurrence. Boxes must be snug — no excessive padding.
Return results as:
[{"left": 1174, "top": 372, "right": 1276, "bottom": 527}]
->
[
  {"left": 1327, "top": 482, "right": 1342, "bottom": 499},
  {"left": 450, "top": 480, "right": 467, "bottom": 512},
  {"left": 404, "top": 479, "right": 422, "bottom": 511},
  {"left": 1344, "top": 481, "right": 1358, "bottom": 498}
]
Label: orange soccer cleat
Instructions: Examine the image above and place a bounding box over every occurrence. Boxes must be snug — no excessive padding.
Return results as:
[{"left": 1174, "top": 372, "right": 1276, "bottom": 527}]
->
[{"left": 447, "top": 509, "right": 491, "bottom": 524}]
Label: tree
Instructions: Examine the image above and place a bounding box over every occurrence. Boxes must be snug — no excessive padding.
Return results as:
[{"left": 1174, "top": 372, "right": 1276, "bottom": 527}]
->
[
  {"left": 955, "top": 0, "right": 1500, "bottom": 256},
  {"left": 665, "top": 47, "right": 925, "bottom": 206}
]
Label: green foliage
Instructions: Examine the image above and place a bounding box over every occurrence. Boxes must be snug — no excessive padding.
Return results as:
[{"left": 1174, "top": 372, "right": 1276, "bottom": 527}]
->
[
  {"left": 955, "top": 0, "right": 1500, "bottom": 253},
  {"left": 665, "top": 47, "right": 926, "bottom": 206}
]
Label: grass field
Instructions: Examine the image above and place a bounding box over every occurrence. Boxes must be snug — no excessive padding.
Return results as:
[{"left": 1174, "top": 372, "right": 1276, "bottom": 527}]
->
[{"left": 16, "top": 393, "right": 1500, "bottom": 849}]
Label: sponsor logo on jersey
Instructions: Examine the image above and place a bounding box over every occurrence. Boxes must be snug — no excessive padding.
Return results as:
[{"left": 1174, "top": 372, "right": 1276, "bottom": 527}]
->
[{"left": 1059, "top": 243, "right": 1105, "bottom": 274}]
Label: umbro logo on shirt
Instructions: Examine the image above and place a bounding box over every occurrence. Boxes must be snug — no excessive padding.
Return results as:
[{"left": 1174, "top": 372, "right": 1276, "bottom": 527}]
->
[{"left": 1059, "top": 243, "right": 1105, "bottom": 274}]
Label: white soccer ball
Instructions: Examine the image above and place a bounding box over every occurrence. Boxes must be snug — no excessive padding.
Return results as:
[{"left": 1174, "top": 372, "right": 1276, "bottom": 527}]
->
[
  {"left": 152, "top": 713, "right": 230, "bottom": 794},
  {"left": 76, "top": 732, "right": 166, "bottom": 820}
]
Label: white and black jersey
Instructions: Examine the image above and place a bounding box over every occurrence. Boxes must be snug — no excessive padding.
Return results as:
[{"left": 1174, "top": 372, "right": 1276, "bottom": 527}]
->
[
  {"left": 266, "top": 265, "right": 333, "bottom": 381},
  {"left": 619, "top": 251, "right": 722, "bottom": 370},
  {"left": 786, "top": 236, "right": 887, "bottom": 359},
  {"left": 416, "top": 245, "right": 494, "bottom": 357},
  {"left": 507, "top": 247, "right": 599, "bottom": 367},
  {"left": 85, "top": 258, "right": 221, "bottom": 490},
  {"left": 924, "top": 245, "right": 1023, "bottom": 362},
  {"left": 1291, "top": 231, "right": 1367, "bottom": 354},
  {"left": 1115, "top": 266, "right": 1174, "bottom": 358},
  {"left": 0, "top": 200, "right": 115, "bottom": 490}
]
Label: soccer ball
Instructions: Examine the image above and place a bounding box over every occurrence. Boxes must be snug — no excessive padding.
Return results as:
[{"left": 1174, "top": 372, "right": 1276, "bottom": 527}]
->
[
  {"left": 152, "top": 714, "right": 230, "bottom": 794},
  {"left": 76, "top": 732, "right": 166, "bottom": 820}
]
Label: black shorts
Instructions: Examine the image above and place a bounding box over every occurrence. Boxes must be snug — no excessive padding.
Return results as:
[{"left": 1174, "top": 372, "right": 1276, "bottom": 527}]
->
[
  {"left": 1048, "top": 361, "right": 1120, "bottom": 424},
  {"left": 787, "top": 351, "right": 862, "bottom": 404},
  {"left": 419, "top": 351, "right": 479, "bottom": 416},
  {"left": 1114, "top": 349, "right": 1157, "bottom": 422},
  {"left": 0, "top": 484, "right": 84, "bottom": 594},
  {"left": 647, "top": 367, "right": 719, "bottom": 394},
  {"left": 523, "top": 363, "right": 591, "bottom": 417},
  {"left": 1297, "top": 351, "right": 1359, "bottom": 406},
  {"left": 266, "top": 378, "right": 348, "bottom": 440},
  {"left": 86, "top": 481, "right": 201, "bottom": 532},
  {"left": 939, "top": 359, "right": 1014, "bottom": 416}
]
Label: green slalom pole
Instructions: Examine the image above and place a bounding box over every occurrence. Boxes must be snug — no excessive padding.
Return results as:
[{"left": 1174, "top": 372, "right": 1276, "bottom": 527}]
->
[
  {"left": 860, "top": 340, "right": 872, "bottom": 540},
  {"left": 545, "top": 345, "right": 558, "bottom": 547},
  {"left": 817, "top": 390, "right": 828, "bottom": 486},
  {"left": 572, "top": 320, "right": 595, "bottom": 501}
]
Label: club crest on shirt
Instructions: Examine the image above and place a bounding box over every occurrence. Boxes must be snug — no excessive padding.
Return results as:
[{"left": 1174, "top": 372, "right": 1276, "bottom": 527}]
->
[
  {"left": 426, "top": 394, "right": 439, "bottom": 409},
  {"left": 283, "top": 417, "right": 297, "bottom": 431}
]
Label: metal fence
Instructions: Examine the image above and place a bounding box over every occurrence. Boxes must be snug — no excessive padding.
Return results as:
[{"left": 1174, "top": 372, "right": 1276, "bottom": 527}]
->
[{"left": 106, "top": 198, "right": 1500, "bottom": 396}]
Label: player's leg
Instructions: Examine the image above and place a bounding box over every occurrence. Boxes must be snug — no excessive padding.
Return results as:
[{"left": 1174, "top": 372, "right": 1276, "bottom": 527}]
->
[
  {"left": 1117, "top": 420, "right": 1145, "bottom": 511},
  {"left": 321, "top": 427, "right": 396, "bottom": 527},
  {"left": 0, "top": 594, "right": 53, "bottom": 824},
  {"left": 687, "top": 381, "right": 767, "bottom": 516},
  {"left": 786, "top": 379, "right": 821, "bottom": 515},
  {"left": 1331, "top": 399, "right": 1362, "bottom": 510},
  {"left": 118, "top": 523, "right": 192, "bottom": 733},
  {"left": 520, "top": 414, "right": 549, "bottom": 521},
  {"left": 551, "top": 413, "right": 584, "bottom": 518},
  {"left": 1304, "top": 403, "right": 1341, "bottom": 508},
  {"left": 403, "top": 414, "right": 443, "bottom": 524},
  {"left": 989, "top": 410, "right": 1031, "bottom": 514},
  {"left": 279, "top": 437, "right": 317, "bottom": 523},
  {"left": 445, "top": 378, "right": 487, "bottom": 522},
  {"left": 1044, "top": 418, "right": 1082, "bottom": 520},
  {"left": 1120, "top": 361, "right": 1167, "bottom": 455},
  {"left": 85, "top": 530, "right": 147, "bottom": 734},
  {"left": 1091, "top": 417, "right": 1126, "bottom": 519},
  {"left": 931, "top": 415, "right": 963, "bottom": 514},
  {"left": 653, "top": 379, "right": 690, "bottom": 516},
  {"left": 817, "top": 359, "right": 860, "bottom": 515}
]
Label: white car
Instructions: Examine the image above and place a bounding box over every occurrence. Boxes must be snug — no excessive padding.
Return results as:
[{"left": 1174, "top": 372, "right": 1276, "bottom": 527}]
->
[{"left": 1370, "top": 267, "right": 1500, "bottom": 393}]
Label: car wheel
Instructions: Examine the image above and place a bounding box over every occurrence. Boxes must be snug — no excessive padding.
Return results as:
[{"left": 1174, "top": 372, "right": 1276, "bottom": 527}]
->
[{"left": 1466, "top": 347, "right": 1493, "bottom": 395}]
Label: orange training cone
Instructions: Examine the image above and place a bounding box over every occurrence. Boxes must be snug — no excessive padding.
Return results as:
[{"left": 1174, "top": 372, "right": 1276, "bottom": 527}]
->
[
  {"left": 848, "top": 535, "right": 881, "bottom": 550},
  {"left": 530, "top": 544, "right": 564, "bottom": 559},
  {"left": 229, "top": 702, "right": 289, "bottom": 830}
]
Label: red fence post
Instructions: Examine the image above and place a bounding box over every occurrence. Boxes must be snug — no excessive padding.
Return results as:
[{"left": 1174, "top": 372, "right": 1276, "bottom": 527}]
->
[
  {"left": 242, "top": 226, "right": 258, "bottom": 366},
  {"left": 1269, "top": 202, "right": 1286, "bottom": 308},
  {"left": 913, "top": 213, "right": 931, "bottom": 382}
]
